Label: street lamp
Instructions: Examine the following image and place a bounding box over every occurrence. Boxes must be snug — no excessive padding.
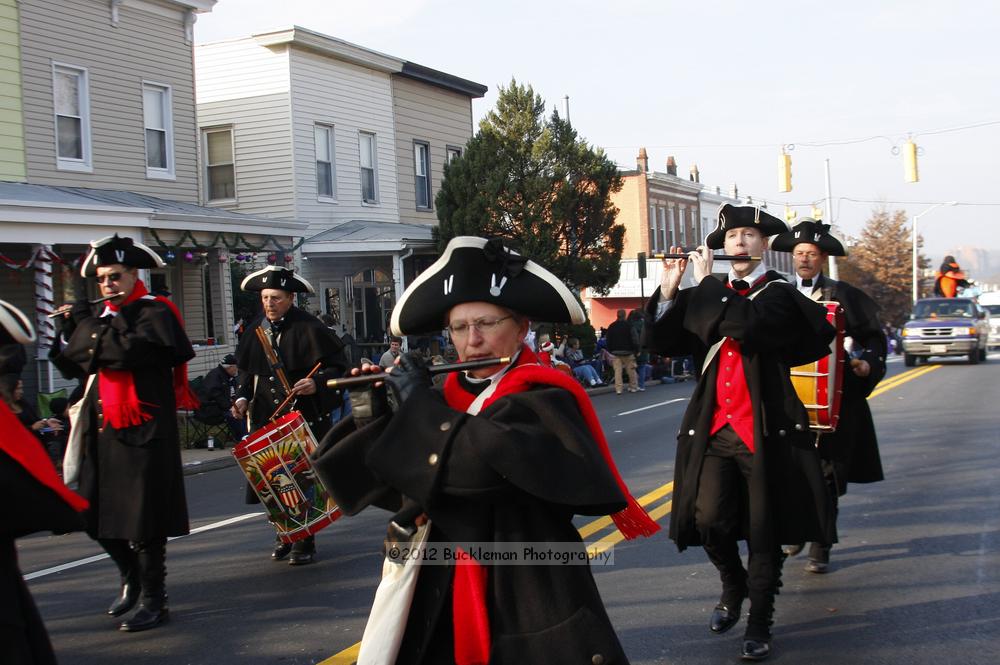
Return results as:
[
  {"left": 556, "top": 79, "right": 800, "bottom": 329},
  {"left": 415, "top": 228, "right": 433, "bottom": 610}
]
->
[{"left": 912, "top": 201, "right": 958, "bottom": 304}]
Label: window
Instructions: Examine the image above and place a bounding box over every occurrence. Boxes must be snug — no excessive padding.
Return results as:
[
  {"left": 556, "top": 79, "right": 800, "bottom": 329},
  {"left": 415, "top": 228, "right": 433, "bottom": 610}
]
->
[
  {"left": 658, "top": 206, "right": 668, "bottom": 251},
  {"left": 414, "top": 140, "right": 431, "bottom": 209},
  {"left": 679, "top": 207, "right": 688, "bottom": 245},
  {"left": 668, "top": 206, "right": 676, "bottom": 247},
  {"left": 315, "top": 124, "right": 336, "bottom": 199},
  {"left": 648, "top": 205, "right": 656, "bottom": 251},
  {"left": 446, "top": 146, "right": 462, "bottom": 164},
  {"left": 359, "top": 131, "right": 378, "bottom": 204},
  {"left": 143, "top": 82, "right": 174, "bottom": 179},
  {"left": 53, "top": 64, "right": 91, "bottom": 171},
  {"left": 203, "top": 128, "right": 235, "bottom": 202}
]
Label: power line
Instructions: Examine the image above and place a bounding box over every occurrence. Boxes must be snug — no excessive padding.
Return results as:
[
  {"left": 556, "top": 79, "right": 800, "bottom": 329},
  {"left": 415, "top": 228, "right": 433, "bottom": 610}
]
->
[{"left": 604, "top": 118, "right": 1000, "bottom": 152}]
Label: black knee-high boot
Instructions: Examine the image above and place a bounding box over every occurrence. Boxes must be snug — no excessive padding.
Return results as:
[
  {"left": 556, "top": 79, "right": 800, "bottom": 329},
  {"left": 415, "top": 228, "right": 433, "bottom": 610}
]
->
[
  {"left": 119, "top": 539, "right": 168, "bottom": 632},
  {"left": 745, "top": 549, "right": 783, "bottom": 641},
  {"left": 97, "top": 538, "right": 141, "bottom": 617}
]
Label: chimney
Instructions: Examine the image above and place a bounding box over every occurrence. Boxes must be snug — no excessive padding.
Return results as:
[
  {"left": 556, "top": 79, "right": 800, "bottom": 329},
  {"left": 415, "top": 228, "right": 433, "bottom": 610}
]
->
[
  {"left": 666, "top": 155, "right": 677, "bottom": 176},
  {"left": 562, "top": 95, "right": 570, "bottom": 125},
  {"left": 690, "top": 164, "right": 700, "bottom": 182},
  {"left": 637, "top": 148, "right": 648, "bottom": 173},
  {"left": 729, "top": 183, "right": 739, "bottom": 199}
]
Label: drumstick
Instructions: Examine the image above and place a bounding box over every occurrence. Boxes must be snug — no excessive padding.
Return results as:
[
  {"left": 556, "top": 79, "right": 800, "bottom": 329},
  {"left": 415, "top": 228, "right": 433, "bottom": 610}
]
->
[{"left": 269, "top": 362, "right": 323, "bottom": 421}]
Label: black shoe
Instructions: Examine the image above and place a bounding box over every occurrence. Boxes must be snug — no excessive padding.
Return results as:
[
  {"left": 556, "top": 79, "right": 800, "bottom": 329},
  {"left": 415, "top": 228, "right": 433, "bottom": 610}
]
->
[
  {"left": 107, "top": 576, "right": 141, "bottom": 617},
  {"left": 288, "top": 549, "right": 315, "bottom": 566},
  {"left": 741, "top": 638, "right": 771, "bottom": 661},
  {"left": 804, "top": 559, "right": 829, "bottom": 574},
  {"left": 119, "top": 604, "right": 169, "bottom": 632},
  {"left": 710, "top": 603, "right": 742, "bottom": 634},
  {"left": 271, "top": 541, "right": 292, "bottom": 561},
  {"left": 805, "top": 543, "right": 830, "bottom": 573}
]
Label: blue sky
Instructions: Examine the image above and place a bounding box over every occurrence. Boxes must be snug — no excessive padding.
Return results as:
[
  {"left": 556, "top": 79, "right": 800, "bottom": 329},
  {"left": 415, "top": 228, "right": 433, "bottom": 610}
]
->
[{"left": 195, "top": 0, "right": 1000, "bottom": 260}]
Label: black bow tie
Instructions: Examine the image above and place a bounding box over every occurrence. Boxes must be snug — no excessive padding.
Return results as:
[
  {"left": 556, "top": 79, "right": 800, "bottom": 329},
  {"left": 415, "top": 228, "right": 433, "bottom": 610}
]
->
[
  {"left": 730, "top": 280, "right": 750, "bottom": 291},
  {"left": 801, "top": 278, "right": 813, "bottom": 287}
]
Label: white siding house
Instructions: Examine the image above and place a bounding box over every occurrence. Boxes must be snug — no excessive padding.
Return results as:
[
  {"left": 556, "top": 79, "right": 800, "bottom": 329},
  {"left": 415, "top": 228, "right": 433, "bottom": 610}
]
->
[
  {"left": 0, "top": 0, "right": 307, "bottom": 402},
  {"left": 195, "top": 27, "right": 485, "bottom": 348}
]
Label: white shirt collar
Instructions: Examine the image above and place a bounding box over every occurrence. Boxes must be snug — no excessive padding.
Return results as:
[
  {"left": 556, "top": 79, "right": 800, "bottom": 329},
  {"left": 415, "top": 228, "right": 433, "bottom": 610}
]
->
[
  {"left": 796, "top": 272, "right": 821, "bottom": 294},
  {"left": 727, "top": 262, "right": 768, "bottom": 287},
  {"left": 463, "top": 347, "right": 523, "bottom": 384}
]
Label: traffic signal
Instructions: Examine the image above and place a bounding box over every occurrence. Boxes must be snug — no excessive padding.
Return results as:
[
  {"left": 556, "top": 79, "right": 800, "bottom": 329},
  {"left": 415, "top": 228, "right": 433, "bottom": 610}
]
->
[
  {"left": 778, "top": 151, "right": 792, "bottom": 192},
  {"left": 637, "top": 252, "right": 647, "bottom": 279},
  {"left": 904, "top": 140, "right": 919, "bottom": 182}
]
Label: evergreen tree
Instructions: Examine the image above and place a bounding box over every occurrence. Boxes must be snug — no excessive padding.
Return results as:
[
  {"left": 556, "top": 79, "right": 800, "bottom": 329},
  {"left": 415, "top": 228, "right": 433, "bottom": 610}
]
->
[
  {"left": 435, "top": 80, "right": 625, "bottom": 292},
  {"left": 838, "top": 207, "right": 921, "bottom": 326}
]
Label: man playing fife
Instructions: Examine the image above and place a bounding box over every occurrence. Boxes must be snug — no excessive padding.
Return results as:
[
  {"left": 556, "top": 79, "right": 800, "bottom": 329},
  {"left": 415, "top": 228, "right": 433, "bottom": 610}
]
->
[
  {"left": 771, "top": 219, "right": 886, "bottom": 573},
  {"left": 51, "top": 234, "right": 197, "bottom": 632},
  {"left": 313, "top": 236, "right": 659, "bottom": 665},
  {"left": 644, "top": 204, "right": 836, "bottom": 661}
]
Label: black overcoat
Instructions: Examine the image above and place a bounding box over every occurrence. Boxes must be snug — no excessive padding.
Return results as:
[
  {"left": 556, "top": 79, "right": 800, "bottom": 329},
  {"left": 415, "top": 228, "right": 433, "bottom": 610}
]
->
[
  {"left": 810, "top": 274, "right": 886, "bottom": 489},
  {"left": 644, "top": 273, "right": 837, "bottom": 554},
  {"left": 236, "top": 307, "right": 345, "bottom": 504},
  {"left": 235, "top": 306, "right": 346, "bottom": 438},
  {"left": 313, "top": 384, "right": 632, "bottom": 665},
  {"left": 1, "top": 449, "right": 84, "bottom": 665},
  {"left": 51, "top": 297, "right": 194, "bottom": 541}
]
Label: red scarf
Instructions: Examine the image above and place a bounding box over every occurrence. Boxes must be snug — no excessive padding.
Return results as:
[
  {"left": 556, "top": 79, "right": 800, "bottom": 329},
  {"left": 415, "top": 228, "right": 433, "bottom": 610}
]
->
[
  {"left": 98, "top": 280, "right": 199, "bottom": 429},
  {"left": 442, "top": 346, "right": 660, "bottom": 665},
  {"left": 0, "top": 401, "right": 88, "bottom": 512}
]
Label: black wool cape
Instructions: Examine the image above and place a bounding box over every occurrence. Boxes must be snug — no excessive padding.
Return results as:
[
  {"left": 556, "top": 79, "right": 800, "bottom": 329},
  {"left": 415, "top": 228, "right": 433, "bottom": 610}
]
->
[
  {"left": 51, "top": 298, "right": 194, "bottom": 541},
  {"left": 810, "top": 273, "right": 887, "bottom": 489},
  {"left": 313, "top": 383, "right": 632, "bottom": 665},
  {"left": 644, "top": 272, "right": 838, "bottom": 554}
]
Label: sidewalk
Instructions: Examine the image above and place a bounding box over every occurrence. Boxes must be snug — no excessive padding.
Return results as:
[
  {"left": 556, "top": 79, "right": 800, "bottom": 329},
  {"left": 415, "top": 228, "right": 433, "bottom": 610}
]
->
[{"left": 180, "top": 377, "right": 690, "bottom": 475}]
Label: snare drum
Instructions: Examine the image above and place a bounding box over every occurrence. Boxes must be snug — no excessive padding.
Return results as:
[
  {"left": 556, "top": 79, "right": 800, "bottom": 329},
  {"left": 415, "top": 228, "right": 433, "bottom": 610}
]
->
[
  {"left": 790, "top": 302, "right": 845, "bottom": 432},
  {"left": 232, "top": 411, "right": 341, "bottom": 542}
]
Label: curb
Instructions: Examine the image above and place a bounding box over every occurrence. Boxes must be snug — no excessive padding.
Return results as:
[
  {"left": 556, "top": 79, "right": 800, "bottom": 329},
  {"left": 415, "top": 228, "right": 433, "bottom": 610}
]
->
[{"left": 182, "top": 454, "right": 237, "bottom": 476}]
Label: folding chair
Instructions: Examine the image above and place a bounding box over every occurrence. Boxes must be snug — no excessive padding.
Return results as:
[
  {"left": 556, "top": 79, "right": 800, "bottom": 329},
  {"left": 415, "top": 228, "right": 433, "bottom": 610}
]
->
[
  {"left": 37, "top": 388, "right": 68, "bottom": 418},
  {"left": 183, "top": 376, "right": 232, "bottom": 449}
]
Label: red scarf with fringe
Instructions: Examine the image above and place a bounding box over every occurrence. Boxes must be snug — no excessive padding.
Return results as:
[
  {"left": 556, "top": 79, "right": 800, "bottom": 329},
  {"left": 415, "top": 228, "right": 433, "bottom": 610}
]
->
[
  {"left": 98, "top": 280, "right": 199, "bottom": 429},
  {"left": 442, "top": 346, "right": 660, "bottom": 665},
  {"left": 0, "top": 401, "right": 88, "bottom": 512}
]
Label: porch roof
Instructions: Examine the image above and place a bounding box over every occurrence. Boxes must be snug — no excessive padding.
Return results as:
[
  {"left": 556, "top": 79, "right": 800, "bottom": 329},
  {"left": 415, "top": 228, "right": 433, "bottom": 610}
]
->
[
  {"left": 303, "top": 220, "right": 436, "bottom": 256},
  {"left": 0, "top": 181, "right": 307, "bottom": 244}
]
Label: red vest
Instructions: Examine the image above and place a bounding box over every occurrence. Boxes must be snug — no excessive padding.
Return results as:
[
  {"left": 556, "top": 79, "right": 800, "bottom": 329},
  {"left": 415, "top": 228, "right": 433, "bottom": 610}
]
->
[{"left": 708, "top": 279, "right": 762, "bottom": 452}]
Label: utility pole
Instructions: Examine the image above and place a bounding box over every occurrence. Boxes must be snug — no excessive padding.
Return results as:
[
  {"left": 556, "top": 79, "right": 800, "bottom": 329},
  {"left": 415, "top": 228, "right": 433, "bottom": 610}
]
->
[{"left": 824, "top": 159, "right": 838, "bottom": 280}]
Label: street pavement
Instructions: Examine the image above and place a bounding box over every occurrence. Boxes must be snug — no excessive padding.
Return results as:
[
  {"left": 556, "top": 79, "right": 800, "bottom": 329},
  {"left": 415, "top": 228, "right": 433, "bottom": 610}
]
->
[{"left": 18, "top": 354, "right": 1000, "bottom": 664}]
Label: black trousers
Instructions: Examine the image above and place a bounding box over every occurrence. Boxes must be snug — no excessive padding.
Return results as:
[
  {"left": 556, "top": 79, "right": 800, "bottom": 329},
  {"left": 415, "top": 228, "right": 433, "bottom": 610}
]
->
[{"left": 694, "top": 426, "right": 782, "bottom": 639}]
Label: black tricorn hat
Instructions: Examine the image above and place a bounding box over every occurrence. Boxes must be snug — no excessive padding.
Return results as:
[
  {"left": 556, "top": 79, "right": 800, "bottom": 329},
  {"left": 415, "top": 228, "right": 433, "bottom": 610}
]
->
[
  {"left": 0, "top": 299, "right": 35, "bottom": 375},
  {"left": 770, "top": 218, "right": 847, "bottom": 256},
  {"left": 704, "top": 203, "right": 788, "bottom": 250},
  {"left": 81, "top": 234, "right": 165, "bottom": 276},
  {"left": 390, "top": 236, "right": 585, "bottom": 335},
  {"left": 240, "top": 266, "right": 314, "bottom": 293},
  {"left": 0, "top": 299, "right": 35, "bottom": 347}
]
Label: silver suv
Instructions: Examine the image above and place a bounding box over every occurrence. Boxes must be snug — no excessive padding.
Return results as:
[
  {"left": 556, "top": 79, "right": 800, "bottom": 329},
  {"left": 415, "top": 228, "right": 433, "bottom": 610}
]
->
[{"left": 901, "top": 297, "right": 989, "bottom": 366}]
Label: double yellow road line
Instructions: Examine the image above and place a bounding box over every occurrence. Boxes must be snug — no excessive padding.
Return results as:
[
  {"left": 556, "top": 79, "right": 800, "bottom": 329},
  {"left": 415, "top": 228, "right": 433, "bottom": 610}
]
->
[
  {"left": 324, "top": 363, "right": 937, "bottom": 664},
  {"left": 868, "top": 364, "right": 939, "bottom": 399}
]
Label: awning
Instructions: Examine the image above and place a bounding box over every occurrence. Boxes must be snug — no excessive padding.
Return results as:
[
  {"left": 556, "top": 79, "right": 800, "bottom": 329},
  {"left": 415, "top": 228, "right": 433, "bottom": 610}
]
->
[{"left": 303, "top": 220, "right": 436, "bottom": 257}]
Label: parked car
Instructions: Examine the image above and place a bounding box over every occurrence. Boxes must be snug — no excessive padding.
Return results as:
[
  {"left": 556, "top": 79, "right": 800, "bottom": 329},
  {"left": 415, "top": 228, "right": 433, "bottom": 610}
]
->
[
  {"left": 901, "top": 297, "right": 989, "bottom": 366},
  {"left": 978, "top": 291, "right": 1000, "bottom": 350}
]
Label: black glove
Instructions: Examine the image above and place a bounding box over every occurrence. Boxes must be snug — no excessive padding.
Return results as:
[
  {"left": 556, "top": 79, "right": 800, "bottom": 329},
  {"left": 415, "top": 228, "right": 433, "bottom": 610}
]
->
[
  {"left": 383, "top": 352, "right": 432, "bottom": 413},
  {"left": 348, "top": 384, "right": 388, "bottom": 429},
  {"left": 70, "top": 299, "right": 94, "bottom": 326}
]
